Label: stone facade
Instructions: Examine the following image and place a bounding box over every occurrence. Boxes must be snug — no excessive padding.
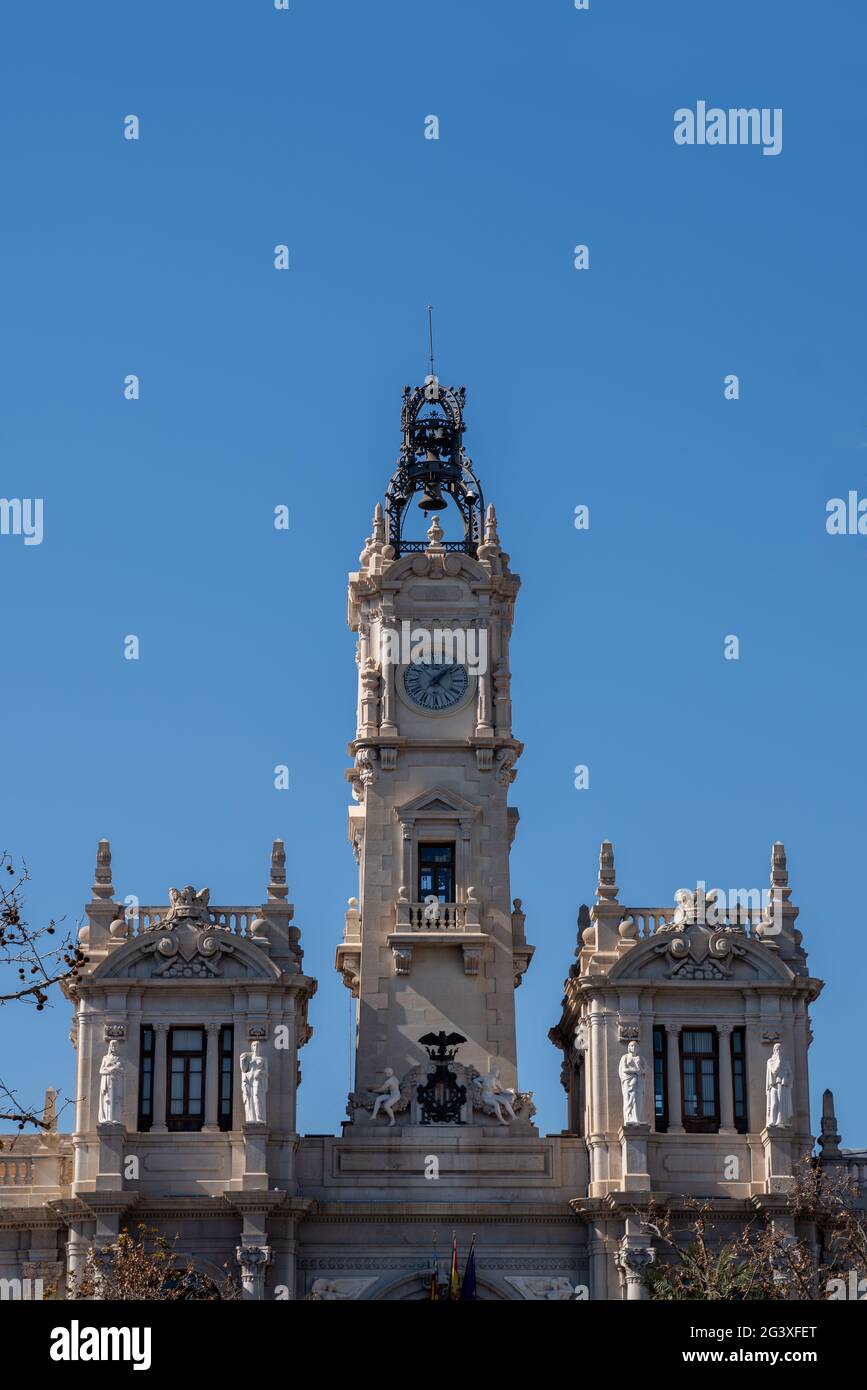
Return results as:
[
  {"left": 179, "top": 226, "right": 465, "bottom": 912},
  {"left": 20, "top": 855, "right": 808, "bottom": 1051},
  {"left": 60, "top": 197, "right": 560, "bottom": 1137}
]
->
[{"left": 1, "top": 380, "right": 863, "bottom": 1300}]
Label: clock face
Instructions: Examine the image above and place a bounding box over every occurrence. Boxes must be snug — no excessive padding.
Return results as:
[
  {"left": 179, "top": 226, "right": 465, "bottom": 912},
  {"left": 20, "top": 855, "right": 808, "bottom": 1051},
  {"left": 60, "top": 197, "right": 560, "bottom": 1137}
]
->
[{"left": 403, "top": 662, "right": 470, "bottom": 712}]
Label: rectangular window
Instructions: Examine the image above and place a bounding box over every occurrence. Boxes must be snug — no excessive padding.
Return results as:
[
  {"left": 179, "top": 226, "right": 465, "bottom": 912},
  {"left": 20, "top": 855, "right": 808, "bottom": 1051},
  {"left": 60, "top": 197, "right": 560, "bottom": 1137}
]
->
[
  {"left": 680, "top": 1029, "right": 719, "bottom": 1133},
  {"left": 168, "top": 1026, "right": 206, "bottom": 1132},
  {"left": 731, "top": 1027, "right": 748, "bottom": 1133},
  {"left": 653, "top": 1026, "right": 668, "bottom": 1132},
  {"left": 138, "top": 1024, "right": 154, "bottom": 1132},
  {"left": 219, "top": 1025, "right": 234, "bottom": 1131},
  {"left": 418, "top": 843, "right": 455, "bottom": 902}
]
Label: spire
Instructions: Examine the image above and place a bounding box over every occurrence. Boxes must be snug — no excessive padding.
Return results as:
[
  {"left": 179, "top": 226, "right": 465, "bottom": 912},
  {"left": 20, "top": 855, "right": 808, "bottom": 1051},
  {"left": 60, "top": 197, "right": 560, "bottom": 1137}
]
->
[
  {"left": 268, "top": 838, "right": 288, "bottom": 901},
  {"left": 92, "top": 838, "right": 114, "bottom": 900},
  {"left": 596, "top": 840, "right": 618, "bottom": 904},
  {"left": 818, "top": 1088, "right": 841, "bottom": 1158},
  {"left": 770, "top": 841, "right": 791, "bottom": 902}
]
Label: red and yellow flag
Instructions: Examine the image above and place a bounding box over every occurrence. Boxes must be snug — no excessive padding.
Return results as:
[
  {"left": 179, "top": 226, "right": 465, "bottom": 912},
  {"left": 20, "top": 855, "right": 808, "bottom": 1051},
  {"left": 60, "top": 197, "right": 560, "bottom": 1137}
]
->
[{"left": 449, "top": 1236, "right": 460, "bottom": 1300}]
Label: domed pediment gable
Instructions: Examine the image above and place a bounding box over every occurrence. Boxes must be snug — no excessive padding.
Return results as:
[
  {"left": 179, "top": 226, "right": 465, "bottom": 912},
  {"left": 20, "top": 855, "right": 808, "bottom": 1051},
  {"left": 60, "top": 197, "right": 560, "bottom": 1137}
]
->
[
  {"left": 91, "top": 920, "right": 282, "bottom": 984},
  {"left": 608, "top": 921, "right": 796, "bottom": 985}
]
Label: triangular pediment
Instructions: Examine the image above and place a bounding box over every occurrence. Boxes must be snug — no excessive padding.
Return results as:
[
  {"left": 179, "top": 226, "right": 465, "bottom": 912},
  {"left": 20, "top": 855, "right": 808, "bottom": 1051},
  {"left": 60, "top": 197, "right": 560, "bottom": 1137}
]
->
[{"left": 394, "top": 785, "right": 481, "bottom": 823}]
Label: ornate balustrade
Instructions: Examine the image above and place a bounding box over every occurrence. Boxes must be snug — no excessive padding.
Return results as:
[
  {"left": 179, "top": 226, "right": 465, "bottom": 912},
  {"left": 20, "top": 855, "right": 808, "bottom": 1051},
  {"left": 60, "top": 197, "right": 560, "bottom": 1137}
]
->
[
  {"left": 126, "top": 905, "right": 260, "bottom": 937},
  {"left": 840, "top": 1152, "right": 867, "bottom": 1190},
  {"left": 620, "top": 905, "right": 766, "bottom": 939},
  {"left": 396, "top": 901, "right": 468, "bottom": 931},
  {"left": 0, "top": 1157, "right": 33, "bottom": 1186}
]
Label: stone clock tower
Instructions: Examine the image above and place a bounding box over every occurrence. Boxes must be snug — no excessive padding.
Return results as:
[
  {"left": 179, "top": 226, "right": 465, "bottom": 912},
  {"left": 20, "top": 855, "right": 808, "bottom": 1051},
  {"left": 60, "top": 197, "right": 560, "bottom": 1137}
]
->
[{"left": 336, "top": 377, "right": 535, "bottom": 1123}]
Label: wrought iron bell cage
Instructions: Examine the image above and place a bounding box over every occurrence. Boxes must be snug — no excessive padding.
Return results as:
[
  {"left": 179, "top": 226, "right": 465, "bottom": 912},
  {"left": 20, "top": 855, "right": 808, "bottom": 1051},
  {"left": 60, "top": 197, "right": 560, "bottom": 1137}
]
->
[{"left": 384, "top": 379, "right": 485, "bottom": 557}]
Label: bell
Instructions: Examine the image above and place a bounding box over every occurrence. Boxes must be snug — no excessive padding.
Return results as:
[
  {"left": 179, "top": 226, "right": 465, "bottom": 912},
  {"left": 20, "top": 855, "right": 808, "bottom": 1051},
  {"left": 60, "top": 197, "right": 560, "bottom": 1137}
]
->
[{"left": 418, "top": 481, "right": 446, "bottom": 513}]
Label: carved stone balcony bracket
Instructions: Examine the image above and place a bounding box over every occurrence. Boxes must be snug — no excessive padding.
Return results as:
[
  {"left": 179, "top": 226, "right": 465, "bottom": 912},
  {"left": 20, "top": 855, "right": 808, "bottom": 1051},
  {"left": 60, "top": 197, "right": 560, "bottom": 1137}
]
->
[{"left": 386, "top": 932, "right": 489, "bottom": 978}]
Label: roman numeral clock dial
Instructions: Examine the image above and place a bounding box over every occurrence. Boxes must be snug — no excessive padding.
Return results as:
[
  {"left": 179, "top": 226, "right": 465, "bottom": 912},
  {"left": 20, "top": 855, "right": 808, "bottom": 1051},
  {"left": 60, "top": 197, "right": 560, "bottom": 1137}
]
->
[{"left": 403, "top": 661, "right": 469, "bottom": 711}]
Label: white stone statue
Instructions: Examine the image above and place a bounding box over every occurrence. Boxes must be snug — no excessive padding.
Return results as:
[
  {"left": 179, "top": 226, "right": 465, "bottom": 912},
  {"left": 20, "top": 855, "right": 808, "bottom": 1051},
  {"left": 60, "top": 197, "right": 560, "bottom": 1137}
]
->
[
  {"left": 240, "top": 1040, "right": 269, "bottom": 1124},
  {"left": 765, "top": 1042, "right": 794, "bottom": 1128},
  {"left": 97, "top": 1040, "right": 126, "bottom": 1124},
  {"left": 474, "top": 1066, "right": 517, "bottom": 1124},
  {"left": 618, "top": 1041, "right": 647, "bottom": 1126},
  {"left": 370, "top": 1067, "right": 401, "bottom": 1126}
]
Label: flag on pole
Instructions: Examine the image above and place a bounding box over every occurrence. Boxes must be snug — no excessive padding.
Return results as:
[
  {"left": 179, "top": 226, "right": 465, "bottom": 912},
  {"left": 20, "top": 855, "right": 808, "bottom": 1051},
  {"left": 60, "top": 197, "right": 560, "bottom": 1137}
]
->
[
  {"left": 449, "top": 1235, "right": 460, "bottom": 1300},
  {"left": 428, "top": 1256, "right": 440, "bottom": 1300},
  {"left": 460, "top": 1236, "right": 477, "bottom": 1300}
]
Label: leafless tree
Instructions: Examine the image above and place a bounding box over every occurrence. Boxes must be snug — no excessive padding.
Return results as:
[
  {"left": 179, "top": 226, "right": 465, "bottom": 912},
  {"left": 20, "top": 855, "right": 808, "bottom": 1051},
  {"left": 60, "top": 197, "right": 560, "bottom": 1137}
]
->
[
  {"left": 67, "top": 1224, "right": 240, "bottom": 1301},
  {"left": 0, "top": 852, "right": 86, "bottom": 1135},
  {"left": 643, "top": 1159, "right": 866, "bottom": 1300}
]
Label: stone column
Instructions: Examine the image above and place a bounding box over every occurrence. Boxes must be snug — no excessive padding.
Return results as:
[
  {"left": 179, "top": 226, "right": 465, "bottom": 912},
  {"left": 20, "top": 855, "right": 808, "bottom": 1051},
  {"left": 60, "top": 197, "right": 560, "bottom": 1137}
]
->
[
  {"left": 204, "top": 1023, "right": 221, "bottom": 1131},
  {"left": 615, "top": 1236, "right": 655, "bottom": 1301},
  {"left": 587, "top": 1009, "right": 606, "bottom": 1136},
  {"left": 151, "top": 1023, "right": 168, "bottom": 1133},
  {"left": 666, "top": 1024, "right": 684, "bottom": 1132},
  {"left": 380, "top": 624, "right": 397, "bottom": 736},
  {"left": 718, "top": 1024, "right": 735, "bottom": 1133},
  {"left": 72, "top": 1007, "right": 96, "bottom": 1183},
  {"left": 236, "top": 1244, "right": 272, "bottom": 1301},
  {"left": 124, "top": 1006, "right": 140, "bottom": 1132},
  {"left": 66, "top": 1225, "right": 89, "bottom": 1283},
  {"left": 476, "top": 664, "right": 494, "bottom": 737},
  {"left": 588, "top": 1230, "right": 609, "bottom": 1301},
  {"left": 232, "top": 1022, "right": 245, "bottom": 1131}
]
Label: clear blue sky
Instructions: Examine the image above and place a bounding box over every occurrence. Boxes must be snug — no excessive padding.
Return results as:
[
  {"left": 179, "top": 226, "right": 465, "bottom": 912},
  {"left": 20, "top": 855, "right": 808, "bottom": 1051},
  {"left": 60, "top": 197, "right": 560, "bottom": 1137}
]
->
[{"left": 2, "top": 0, "right": 865, "bottom": 1146}]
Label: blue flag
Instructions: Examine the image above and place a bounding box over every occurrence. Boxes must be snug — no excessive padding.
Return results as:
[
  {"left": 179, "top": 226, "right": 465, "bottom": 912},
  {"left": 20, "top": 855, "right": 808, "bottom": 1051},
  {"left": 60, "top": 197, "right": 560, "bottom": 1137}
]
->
[{"left": 460, "top": 1239, "right": 477, "bottom": 1300}]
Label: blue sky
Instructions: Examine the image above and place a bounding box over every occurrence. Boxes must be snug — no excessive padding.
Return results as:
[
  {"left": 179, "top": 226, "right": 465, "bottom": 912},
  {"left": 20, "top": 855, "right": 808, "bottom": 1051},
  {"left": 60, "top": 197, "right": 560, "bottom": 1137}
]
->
[{"left": 2, "top": 0, "right": 865, "bottom": 1146}]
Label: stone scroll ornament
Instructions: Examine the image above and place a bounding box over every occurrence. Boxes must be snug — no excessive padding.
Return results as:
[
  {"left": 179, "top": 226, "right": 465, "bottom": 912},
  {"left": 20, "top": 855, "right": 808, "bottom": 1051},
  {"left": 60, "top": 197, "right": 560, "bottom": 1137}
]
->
[
  {"left": 97, "top": 1040, "right": 126, "bottom": 1124},
  {"left": 140, "top": 884, "right": 240, "bottom": 978},
  {"left": 239, "top": 1040, "right": 269, "bottom": 1123},
  {"left": 765, "top": 1042, "right": 794, "bottom": 1128},
  {"left": 618, "top": 1041, "right": 647, "bottom": 1125}
]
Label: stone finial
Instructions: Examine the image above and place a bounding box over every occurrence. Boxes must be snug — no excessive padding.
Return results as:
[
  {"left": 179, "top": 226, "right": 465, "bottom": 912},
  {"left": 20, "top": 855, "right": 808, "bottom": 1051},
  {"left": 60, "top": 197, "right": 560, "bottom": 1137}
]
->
[
  {"left": 596, "top": 840, "right": 618, "bottom": 904},
  {"left": 477, "top": 504, "right": 502, "bottom": 565},
  {"left": 43, "top": 1088, "right": 58, "bottom": 1133},
  {"left": 818, "top": 1088, "right": 842, "bottom": 1158},
  {"left": 268, "top": 838, "right": 288, "bottom": 901},
  {"left": 371, "top": 502, "right": 385, "bottom": 545},
  {"left": 92, "top": 838, "right": 114, "bottom": 900},
  {"left": 426, "top": 515, "right": 444, "bottom": 548},
  {"left": 618, "top": 914, "right": 637, "bottom": 941},
  {"left": 770, "top": 841, "right": 791, "bottom": 902}
]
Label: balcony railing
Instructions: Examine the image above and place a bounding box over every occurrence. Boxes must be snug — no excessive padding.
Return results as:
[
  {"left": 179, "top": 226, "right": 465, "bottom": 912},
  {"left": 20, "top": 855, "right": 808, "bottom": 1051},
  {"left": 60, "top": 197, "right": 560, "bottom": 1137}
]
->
[
  {"left": 620, "top": 905, "right": 767, "bottom": 940},
  {"left": 395, "top": 898, "right": 481, "bottom": 931},
  {"left": 0, "top": 1157, "right": 33, "bottom": 1186},
  {"left": 125, "top": 906, "right": 260, "bottom": 937}
]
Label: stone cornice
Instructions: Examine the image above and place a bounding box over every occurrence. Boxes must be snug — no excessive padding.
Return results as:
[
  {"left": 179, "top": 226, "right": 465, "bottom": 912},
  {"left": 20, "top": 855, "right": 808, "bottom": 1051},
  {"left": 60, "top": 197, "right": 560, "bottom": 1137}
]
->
[{"left": 304, "top": 1202, "right": 575, "bottom": 1224}]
